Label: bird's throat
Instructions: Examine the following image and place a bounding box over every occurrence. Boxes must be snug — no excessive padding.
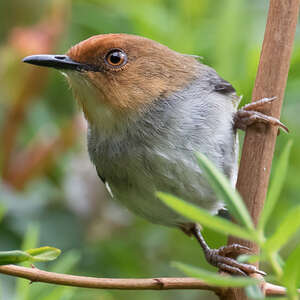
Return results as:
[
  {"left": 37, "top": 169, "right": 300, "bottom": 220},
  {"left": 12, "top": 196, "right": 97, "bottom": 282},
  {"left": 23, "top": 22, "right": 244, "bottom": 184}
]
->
[{"left": 67, "top": 71, "right": 137, "bottom": 134}]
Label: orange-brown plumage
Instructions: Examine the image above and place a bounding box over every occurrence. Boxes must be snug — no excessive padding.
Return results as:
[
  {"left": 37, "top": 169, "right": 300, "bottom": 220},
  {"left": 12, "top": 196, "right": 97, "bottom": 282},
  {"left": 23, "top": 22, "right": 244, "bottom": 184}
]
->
[{"left": 66, "top": 34, "right": 198, "bottom": 112}]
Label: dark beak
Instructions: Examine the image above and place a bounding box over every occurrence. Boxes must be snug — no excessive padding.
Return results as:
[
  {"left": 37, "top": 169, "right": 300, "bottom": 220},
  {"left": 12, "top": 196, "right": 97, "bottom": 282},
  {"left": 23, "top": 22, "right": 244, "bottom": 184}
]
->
[{"left": 22, "top": 54, "right": 94, "bottom": 71}]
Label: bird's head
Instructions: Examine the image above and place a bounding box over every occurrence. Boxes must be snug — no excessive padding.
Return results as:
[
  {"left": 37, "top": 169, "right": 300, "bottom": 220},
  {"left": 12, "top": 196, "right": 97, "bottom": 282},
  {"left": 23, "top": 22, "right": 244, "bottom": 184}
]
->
[{"left": 23, "top": 34, "right": 199, "bottom": 125}]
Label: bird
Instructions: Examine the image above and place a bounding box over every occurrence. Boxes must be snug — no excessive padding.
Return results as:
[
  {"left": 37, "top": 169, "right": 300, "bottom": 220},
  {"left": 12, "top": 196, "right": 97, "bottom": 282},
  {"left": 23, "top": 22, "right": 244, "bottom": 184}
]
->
[{"left": 23, "top": 33, "right": 287, "bottom": 276}]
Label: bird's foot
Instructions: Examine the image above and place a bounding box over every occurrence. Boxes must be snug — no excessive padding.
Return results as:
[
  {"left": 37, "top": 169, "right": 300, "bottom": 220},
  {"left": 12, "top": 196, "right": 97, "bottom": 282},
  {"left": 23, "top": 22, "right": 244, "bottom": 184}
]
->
[
  {"left": 190, "top": 224, "right": 266, "bottom": 277},
  {"left": 234, "top": 97, "right": 289, "bottom": 133},
  {"left": 204, "top": 244, "right": 266, "bottom": 276}
]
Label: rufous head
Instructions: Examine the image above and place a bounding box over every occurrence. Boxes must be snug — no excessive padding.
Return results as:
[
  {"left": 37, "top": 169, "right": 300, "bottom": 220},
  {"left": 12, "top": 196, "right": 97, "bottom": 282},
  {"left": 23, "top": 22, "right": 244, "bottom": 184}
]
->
[{"left": 23, "top": 34, "right": 199, "bottom": 123}]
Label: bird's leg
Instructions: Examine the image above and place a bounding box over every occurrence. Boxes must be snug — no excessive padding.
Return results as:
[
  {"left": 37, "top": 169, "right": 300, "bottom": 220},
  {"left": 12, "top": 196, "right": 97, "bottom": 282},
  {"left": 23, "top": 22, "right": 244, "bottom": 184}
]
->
[
  {"left": 234, "top": 97, "right": 289, "bottom": 133},
  {"left": 189, "top": 224, "right": 266, "bottom": 276}
]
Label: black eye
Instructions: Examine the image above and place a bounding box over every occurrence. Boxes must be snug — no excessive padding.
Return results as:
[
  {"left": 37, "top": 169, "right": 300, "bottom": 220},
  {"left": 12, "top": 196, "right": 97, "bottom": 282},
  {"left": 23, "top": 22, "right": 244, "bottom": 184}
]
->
[{"left": 105, "top": 49, "right": 127, "bottom": 67}]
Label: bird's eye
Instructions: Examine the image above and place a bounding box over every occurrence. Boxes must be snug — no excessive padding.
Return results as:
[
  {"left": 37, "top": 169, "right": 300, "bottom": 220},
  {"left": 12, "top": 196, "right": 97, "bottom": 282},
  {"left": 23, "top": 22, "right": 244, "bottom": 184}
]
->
[{"left": 105, "top": 50, "right": 127, "bottom": 68}]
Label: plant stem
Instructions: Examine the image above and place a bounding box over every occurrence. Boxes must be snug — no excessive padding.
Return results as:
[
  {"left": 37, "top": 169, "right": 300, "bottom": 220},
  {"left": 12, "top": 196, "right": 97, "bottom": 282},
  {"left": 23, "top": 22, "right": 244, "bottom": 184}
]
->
[{"left": 223, "top": 0, "right": 299, "bottom": 299}]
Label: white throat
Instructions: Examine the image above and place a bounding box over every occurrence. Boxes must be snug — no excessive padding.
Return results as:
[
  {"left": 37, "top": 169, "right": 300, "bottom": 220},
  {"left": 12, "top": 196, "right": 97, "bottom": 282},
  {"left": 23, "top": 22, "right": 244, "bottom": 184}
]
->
[{"left": 66, "top": 71, "right": 125, "bottom": 134}]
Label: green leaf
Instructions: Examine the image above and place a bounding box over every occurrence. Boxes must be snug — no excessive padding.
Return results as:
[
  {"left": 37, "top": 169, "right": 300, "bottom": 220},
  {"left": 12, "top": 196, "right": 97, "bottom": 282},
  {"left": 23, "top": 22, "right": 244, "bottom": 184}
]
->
[
  {"left": 172, "top": 261, "right": 259, "bottom": 287},
  {"left": 264, "top": 205, "right": 300, "bottom": 253},
  {"left": 258, "top": 141, "right": 292, "bottom": 231},
  {"left": 0, "top": 250, "right": 31, "bottom": 265},
  {"left": 195, "top": 152, "right": 254, "bottom": 230},
  {"left": 0, "top": 247, "right": 61, "bottom": 265},
  {"left": 245, "top": 284, "right": 264, "bottom": 300},
  {"left": 26, "top": 247, "right": 61, "bottom": 262},
  {"left": 282, "top": 243, "right": 300, "bottom": 298},
  {"left": 157, "top": 192, "right": 258, "bottom": 242}
]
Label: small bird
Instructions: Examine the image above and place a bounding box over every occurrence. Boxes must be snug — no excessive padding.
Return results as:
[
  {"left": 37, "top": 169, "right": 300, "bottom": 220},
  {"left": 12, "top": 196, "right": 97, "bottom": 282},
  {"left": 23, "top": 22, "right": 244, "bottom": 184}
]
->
[{"left": 23, "top": 34, "right": 286, "bottom": 276}]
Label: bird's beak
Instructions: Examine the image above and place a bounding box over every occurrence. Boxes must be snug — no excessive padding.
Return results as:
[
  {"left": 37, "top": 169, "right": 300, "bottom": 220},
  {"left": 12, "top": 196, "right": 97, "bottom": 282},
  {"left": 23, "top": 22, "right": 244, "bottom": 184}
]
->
[{"left": 22, "top": 54, "right": 93, "bottom": 71}]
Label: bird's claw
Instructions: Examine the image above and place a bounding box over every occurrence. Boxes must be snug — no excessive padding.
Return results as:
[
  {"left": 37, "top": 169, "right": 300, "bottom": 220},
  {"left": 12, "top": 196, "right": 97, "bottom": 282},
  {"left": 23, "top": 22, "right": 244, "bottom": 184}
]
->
[
  {"left": 204, "top": 245, "right": 266, "bottom": 277},
  {"left": 241, "top": 97, "right": 277, "bottom": 111},
  {"left": 217, "top": 243, "right": 250, "bottom": 257},
  {"left": 234, "top": 97, "right": 289, "bottom": 133}
]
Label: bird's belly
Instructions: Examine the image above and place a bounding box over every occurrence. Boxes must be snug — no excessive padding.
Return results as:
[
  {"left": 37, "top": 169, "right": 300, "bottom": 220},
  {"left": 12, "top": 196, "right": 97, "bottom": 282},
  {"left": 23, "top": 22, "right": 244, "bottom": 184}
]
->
[
  {"left": 101, "top": 148, "right": 225, "bottom": 227},
  {"left": 87, "top": 93, "right": 238, "bottom": 227},
  {"left": 110, "top": 184, "right": 188, "bottom": 226}
]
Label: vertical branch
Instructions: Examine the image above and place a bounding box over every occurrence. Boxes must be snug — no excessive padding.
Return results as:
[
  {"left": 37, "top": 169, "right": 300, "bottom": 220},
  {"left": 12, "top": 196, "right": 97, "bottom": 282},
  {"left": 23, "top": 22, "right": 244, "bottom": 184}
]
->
[{"left": 222, "top": 1, "right": 299, "bottom": 299}]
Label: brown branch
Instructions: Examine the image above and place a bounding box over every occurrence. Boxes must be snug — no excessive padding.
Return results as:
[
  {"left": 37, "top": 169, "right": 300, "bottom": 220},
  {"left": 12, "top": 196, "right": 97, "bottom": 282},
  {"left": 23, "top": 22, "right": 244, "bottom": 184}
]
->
[
  {"left": 0, "top": 265, "right": 217, "bottom": 291},
  {"left": 0, "top": 264, "right": 292, "bottom": 296},
  {"left": 225, "top": 1, "right": 299, "bottom": 299}
]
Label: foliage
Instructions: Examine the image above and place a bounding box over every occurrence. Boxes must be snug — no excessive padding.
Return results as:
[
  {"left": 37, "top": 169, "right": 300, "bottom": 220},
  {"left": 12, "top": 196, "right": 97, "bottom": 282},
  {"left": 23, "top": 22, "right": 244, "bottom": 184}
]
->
[
  {"left": 159, "top": 141, "right": 298, "bottom": 299},
  {"left": 0, "top": 247, "right": 60, "bottom": 265},
  {"left": 0, "top": 222, "right": 80, "bottom": 300}
]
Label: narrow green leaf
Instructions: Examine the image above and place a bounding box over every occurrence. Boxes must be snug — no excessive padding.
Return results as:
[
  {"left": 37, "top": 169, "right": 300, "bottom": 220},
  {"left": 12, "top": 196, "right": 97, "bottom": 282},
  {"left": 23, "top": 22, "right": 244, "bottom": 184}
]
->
[
  {"left": 245, "top": 284, "right": 264, "bottom": 300},
  {"left": 0, "top": 247, "right": 61, "bottom": 265},
  {"left": 264, "top": 206, "right": 300, "bottom": 253},
  {"left": 0, "top": 250, "right": 31, "bottom": 265},
  {"left": 172, "top": 262, "right": 259, "bottom": 287},
  {"left": 258, "top": 141, "right": 292, "bottom": 231},
  {"left": 157, "top": 192, "right": 258, "bottom": 242},
  {"left": 26, "top": 247, "right": 61, "bottom": 262},
  {"left": 195, "top": 152, "right": 254, "bottom": 230},
  {"left": 281, "top": 243, "right": 300, "bottom": 298}
]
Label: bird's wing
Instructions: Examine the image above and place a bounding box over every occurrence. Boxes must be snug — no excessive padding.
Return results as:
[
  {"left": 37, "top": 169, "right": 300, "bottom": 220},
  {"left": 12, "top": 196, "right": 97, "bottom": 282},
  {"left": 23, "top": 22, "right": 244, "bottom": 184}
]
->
[
  {"left": 210, "top": 74, "right": 241, "bottom": 108},
  {"left": 96, "top": 168, "right": 106, "bottom": 184},
  {"left": 213, "top": 78, "right": 236, "bottom": 94},
  {"left": 96, "top": 168, "right": 115, "bottom": 198}
]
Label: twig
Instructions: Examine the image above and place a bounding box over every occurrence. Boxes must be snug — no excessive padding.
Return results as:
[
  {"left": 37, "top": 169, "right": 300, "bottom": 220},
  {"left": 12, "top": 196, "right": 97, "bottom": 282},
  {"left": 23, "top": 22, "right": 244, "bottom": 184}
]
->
[
  {"left": 0, "top": 264, "right": 293, "bottom": 296},
  {"left": 0, "top": 265, "right": 217, "bottom": 291}
]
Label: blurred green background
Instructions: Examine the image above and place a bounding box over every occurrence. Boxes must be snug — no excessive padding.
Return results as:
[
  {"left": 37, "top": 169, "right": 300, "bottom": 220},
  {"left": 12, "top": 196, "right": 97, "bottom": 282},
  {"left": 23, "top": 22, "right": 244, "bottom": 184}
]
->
[{"left": 0, "top": 0, "right": 299, "bottom": 299}]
